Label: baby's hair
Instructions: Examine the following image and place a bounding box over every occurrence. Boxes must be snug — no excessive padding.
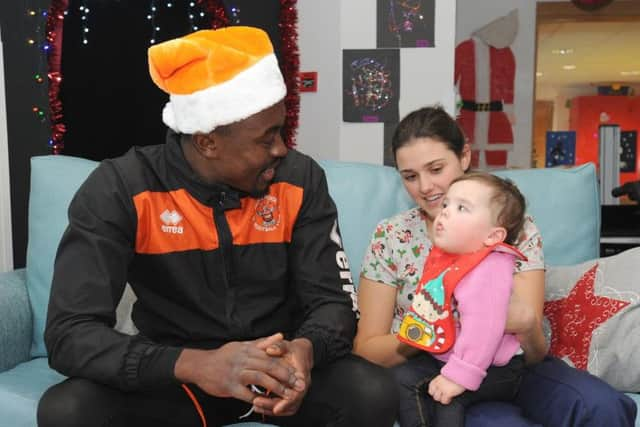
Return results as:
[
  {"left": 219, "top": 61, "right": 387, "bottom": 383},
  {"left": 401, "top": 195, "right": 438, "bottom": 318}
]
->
[{"left": 451, "top": 172, "right": 526, "bottom": 245}]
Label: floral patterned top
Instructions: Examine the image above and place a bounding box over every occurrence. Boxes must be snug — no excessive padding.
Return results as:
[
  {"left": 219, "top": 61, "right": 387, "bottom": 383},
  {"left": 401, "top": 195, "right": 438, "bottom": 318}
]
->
[{"left": 360, "top": 207, "right": 544, "bottom": 334}]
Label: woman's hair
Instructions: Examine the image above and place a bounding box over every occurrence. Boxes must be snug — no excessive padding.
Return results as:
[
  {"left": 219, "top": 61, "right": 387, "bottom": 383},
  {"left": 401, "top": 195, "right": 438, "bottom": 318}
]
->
[
  {"left": 451, "top": 172, "right": 527, "bottom": 245},
  {"left": 391, "top": 105, "right": 467, "bottom": 164}
]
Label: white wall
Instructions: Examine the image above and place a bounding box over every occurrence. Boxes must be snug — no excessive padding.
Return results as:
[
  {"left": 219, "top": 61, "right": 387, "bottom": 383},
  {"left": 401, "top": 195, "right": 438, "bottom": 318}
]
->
[
  {"left": 456, "top": 0, "right": 537, "bottom": 168},
  {"left": 296, "top": 0, "right": 341, "bottom": 161},
  {"left": 0, "top": 29, "right": 14, "bottom": 272},
  {"left": 297, "top": 0, "right": 457, "bottom": 164}
]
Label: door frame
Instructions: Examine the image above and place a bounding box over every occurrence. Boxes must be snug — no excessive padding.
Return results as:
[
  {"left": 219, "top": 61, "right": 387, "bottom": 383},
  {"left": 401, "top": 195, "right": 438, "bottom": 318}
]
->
[{"left": 0, "top": 28, "right": 14, "bottom": 272}]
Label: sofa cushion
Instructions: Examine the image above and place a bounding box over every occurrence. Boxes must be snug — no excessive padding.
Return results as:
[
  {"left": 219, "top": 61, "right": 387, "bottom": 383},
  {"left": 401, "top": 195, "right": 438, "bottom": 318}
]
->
[
  {"left": 544, "top": 247, "right": 640, "bottom": 392},
  {"left": 319, "top": 161, "right": 600, "bottom": 288},
  {"left": 0, "top": 269, "right": 31, "bottom": 371},
  {"left": 494, "top": 163, "right": 600, "bottom": 267},
  {"left": 0, "top": 357, "right": 65, "bottom": 427},
  {"left": 319, "top": 160, "right": 414, "bottom": 287},
  {"left": 26, "top": 156, "right": 99, "bottom": 357}
]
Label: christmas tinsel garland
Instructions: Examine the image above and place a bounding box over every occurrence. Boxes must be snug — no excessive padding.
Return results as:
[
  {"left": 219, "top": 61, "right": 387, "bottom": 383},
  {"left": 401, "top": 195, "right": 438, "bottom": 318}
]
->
[{"left": 45, "top": 0, "right": 300, "bottom": 153}]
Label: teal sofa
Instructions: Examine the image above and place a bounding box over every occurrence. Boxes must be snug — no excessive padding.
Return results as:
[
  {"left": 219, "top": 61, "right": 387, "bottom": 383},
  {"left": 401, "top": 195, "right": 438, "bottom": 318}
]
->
[{"left": 0, "top": 155, "right": 638, "bottom": 427}]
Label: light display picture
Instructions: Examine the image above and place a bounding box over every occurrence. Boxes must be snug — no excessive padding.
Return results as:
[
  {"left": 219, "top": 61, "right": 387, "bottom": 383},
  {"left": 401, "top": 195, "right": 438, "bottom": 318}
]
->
[
  {"left": 545, "top": 131, "right": 576, "bottom": 167},
  {"left": 377, "top": 0, "right": 435, "bottom": 48},
  {"left": 620, "top": 130, "right": 637, "bottom": 173},
  {"left": 343, "top": 49, "right": 400, "bottom": 123}
]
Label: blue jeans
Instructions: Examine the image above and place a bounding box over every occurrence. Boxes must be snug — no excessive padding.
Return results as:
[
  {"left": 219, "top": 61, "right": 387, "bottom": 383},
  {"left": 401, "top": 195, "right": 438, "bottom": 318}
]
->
[{"left": 465, "top": 356, "right": 637, "bottom": 427}]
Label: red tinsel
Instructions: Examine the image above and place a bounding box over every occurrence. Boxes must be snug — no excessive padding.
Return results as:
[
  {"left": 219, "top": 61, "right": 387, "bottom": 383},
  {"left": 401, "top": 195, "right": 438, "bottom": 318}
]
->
[
  {"left": 278, "top": 0, "right": 300, "bottom": 148},
  {"left": 46, "top": 0, "right": 68, "bottom": 154},
  {"left": 199, "top": 0, "right": 229, "bottom": 29},
  {"left": 205, "top": 0, "right": 300, "bottom": 148},
  {"left": 48, "top": 1, "right": 300, "bottom": 152}
]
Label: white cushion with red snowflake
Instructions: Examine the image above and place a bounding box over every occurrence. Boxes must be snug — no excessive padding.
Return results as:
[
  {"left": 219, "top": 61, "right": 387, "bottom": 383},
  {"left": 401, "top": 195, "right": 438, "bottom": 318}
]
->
[{"left": 543, "top": 247, "right": 640, "bottom": 392}]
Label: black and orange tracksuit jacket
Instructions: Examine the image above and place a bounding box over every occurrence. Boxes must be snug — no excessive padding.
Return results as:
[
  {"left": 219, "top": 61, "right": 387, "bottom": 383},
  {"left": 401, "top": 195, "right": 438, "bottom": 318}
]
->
[{"left": 44, "top": 131, "right": 357, "bottom": 391}]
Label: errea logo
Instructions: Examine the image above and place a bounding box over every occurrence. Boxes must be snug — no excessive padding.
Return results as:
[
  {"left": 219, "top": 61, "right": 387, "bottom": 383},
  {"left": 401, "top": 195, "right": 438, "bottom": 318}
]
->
[{"left": 160, "top": 209, "right": 184, "bottom": 234}]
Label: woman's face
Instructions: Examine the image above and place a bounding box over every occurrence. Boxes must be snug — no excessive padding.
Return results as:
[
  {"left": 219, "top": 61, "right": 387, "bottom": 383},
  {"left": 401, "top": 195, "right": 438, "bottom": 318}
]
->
[{"left": 395, "top": 137, "right": 471, "bottom": 221}]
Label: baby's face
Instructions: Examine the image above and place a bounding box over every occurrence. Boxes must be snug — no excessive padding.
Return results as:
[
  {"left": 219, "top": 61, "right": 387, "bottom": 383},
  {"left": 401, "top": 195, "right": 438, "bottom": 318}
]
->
[{"left": 433, "top": 180, "right": 499, "bottom": 254}]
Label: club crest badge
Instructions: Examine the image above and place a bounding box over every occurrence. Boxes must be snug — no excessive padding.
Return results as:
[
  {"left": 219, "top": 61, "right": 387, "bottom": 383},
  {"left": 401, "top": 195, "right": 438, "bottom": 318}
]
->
[{"left": 253, "top": 195, "right": 280, "bottom": 232}]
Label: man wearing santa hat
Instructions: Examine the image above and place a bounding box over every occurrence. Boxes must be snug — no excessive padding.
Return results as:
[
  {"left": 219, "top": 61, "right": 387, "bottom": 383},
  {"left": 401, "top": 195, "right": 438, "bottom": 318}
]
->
[{"left": 37, "top": 26, "right": 398, "bottom": 427}]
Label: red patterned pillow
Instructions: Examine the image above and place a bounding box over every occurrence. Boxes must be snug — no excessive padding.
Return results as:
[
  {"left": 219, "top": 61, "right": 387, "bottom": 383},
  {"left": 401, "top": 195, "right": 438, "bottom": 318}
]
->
[{"left": 543, "top": 247, "right": 640, "bottom": 392}]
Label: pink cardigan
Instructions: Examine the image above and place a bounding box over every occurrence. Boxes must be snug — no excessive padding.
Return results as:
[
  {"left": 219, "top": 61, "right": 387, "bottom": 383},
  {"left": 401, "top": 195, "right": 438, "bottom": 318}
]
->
[{"left": 434, "top": 251, "right": 520, "bottom": 391}]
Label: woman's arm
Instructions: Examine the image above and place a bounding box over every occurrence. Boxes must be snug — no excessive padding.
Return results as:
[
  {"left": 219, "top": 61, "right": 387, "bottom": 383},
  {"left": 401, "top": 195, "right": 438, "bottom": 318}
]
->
[
  {"left": 353, "top": 276, "right": 419, "bottom": 367},
  {"left": 505, "top": 269, "right": 548, "bottom": 364}
]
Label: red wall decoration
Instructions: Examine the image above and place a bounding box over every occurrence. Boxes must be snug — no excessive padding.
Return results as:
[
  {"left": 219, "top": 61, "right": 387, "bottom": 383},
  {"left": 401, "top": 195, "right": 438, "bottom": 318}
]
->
[{"left": 569, "top": 95, "right": 640, "bottom": 185}]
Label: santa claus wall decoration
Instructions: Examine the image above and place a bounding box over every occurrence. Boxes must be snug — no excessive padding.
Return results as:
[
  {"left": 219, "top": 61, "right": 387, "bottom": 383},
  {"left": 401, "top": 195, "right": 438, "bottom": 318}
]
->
[{"left": 455, "top": 10, "right": 518, "bottom": 169}]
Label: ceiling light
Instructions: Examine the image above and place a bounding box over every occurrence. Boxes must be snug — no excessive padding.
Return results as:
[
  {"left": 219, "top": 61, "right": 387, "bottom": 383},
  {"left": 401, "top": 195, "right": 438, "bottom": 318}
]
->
[
  {"left": 562, "top": 65, "right": 576, "bottom": 71},
  {"left": 552, "top": 48, "right": 574, "bottom": 55},
  {"left": 620, "top": 70, "right": 640, "bottom": 76}
]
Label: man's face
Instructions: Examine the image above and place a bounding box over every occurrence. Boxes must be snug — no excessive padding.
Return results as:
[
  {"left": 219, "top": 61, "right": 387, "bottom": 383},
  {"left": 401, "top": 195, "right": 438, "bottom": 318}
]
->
[{"left": 212, "top": 101, "right": 287, "bottom": 195}]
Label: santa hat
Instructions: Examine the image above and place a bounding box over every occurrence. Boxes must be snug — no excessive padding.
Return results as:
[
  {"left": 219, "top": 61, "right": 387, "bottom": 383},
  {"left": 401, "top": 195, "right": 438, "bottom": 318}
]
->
[{"left": 148, "top": 26, "right": 286, "bottom": 134}]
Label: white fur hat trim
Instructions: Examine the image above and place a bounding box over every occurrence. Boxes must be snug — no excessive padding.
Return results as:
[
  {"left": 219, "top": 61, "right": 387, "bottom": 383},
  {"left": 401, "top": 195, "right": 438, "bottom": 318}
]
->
[{"left": 162, "top": 54, "right": 286, "bottom": 134}]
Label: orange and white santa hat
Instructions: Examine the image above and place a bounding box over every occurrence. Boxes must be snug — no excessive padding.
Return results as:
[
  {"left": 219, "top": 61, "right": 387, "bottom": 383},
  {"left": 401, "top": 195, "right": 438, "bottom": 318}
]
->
[{"left": 148, "top": 26, "right": 286, "bottom": 134}]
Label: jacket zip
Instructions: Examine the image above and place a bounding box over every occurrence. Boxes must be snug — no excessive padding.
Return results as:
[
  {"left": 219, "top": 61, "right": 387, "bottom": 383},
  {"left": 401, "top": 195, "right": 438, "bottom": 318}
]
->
[{"left": 214, "top": 191, "right": 236, "bottom": 332}]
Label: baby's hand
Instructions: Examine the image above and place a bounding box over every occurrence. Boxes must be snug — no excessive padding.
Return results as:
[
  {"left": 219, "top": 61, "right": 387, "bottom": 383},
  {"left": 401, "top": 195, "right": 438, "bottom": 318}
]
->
[{"left": 428, "top": 374, "right": 465, "bottom": 404}]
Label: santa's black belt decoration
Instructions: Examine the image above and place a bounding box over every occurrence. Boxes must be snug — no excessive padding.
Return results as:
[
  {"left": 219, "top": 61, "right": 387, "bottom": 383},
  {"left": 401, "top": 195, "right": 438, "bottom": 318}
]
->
[{"left": 461, "top": 100, "right": 504, "bottom": 112}]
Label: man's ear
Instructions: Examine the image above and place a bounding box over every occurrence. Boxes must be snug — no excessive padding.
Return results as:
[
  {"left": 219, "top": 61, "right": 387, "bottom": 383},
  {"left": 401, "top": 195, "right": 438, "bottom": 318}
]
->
[
  {"left": 484, "top": 226, "right": 507, "bottom": 246},
  {"left": 192, "top": 132, "right": 219, "bottom": 159}
]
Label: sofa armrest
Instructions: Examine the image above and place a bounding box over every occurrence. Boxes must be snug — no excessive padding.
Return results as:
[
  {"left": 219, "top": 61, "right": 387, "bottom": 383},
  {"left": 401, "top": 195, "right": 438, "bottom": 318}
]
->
[{"left": 0, "top": 269, "right": 32, "bottom": 372}]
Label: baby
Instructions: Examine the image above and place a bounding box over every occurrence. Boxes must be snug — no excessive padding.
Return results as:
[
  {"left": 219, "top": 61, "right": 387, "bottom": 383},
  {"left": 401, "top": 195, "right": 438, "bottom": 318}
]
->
[{"left": 397, "top": 171, "right": 528, "bottom": 427}]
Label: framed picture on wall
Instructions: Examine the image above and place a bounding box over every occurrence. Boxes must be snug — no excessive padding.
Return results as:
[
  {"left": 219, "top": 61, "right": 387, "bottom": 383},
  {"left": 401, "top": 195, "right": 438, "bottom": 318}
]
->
[
  {"left": 545, "top": 131, "right": 576, "bottom": 167},
  {"left": 377, "top": 0, "right": 435, "bottom": 48},
  {"left": 343, "top": 49, "right": 400, "bottom": 123},
  {"left": 620, "top": 130, "right": 637, "bottom": 173}
]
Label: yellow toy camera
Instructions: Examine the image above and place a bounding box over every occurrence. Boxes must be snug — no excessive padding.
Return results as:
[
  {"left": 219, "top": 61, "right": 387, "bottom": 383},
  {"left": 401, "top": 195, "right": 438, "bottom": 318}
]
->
[{"left": 397, "top": 312, "right": 436, "bottom": 351}]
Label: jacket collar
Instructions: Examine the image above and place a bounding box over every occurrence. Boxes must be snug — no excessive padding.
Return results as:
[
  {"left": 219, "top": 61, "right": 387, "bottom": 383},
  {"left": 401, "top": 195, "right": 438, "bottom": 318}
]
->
[{"left": 163, "top": 130, "right": 242, "bottom": 210}]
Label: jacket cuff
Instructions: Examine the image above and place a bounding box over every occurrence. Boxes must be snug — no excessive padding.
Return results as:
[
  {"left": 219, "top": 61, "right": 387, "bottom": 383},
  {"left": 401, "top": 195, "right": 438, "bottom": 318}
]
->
[
  {"left": 123, "top": 340, "right": 183, "bottom": 390},
  {"left": 294, "top": 327, "right": 351, "bottom": 368},
  {"left": 441, "top": 355, "right": 486, "bottom": 391}
]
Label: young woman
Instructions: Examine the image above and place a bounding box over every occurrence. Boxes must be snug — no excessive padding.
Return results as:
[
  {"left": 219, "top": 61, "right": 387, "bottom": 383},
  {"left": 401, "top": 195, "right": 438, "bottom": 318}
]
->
[{"left": 353, "top": 106, "right": 636, "bottom": 427}]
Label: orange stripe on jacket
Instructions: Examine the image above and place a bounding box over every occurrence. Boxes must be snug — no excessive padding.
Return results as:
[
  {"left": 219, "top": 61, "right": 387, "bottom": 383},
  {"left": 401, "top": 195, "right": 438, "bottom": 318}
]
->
[
  {"left": 226, "top": 182, "right": 303, "bottom": 245},
  {"left": 134, "top": 190, "right": 218, "bottom": 254}
]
